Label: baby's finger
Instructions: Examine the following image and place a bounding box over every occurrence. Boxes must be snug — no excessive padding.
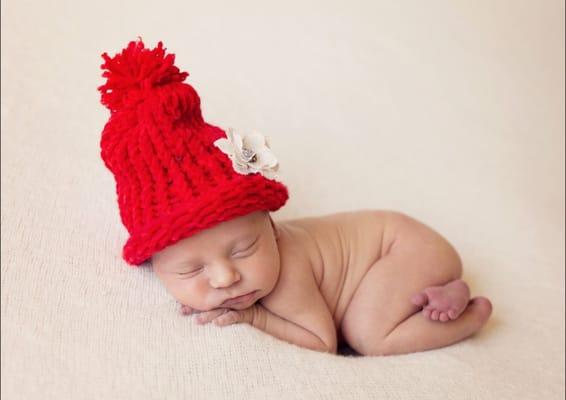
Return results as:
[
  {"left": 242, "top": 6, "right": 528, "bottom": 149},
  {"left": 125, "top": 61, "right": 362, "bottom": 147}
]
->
[
  {"left": 195, "top": 308, "right": 229, "bottom": 325},
  {"left": 179, "top": 305, "right": 195, "bottom": 315},
  {"left": 213, "top": 310, "right": 243, "bottom": 327}
]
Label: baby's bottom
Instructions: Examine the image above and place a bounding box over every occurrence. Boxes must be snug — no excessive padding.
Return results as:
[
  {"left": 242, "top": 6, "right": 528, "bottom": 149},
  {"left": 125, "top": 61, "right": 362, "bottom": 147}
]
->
[{"left": 340, "top": 212, "right": 492, "bottom": 356}]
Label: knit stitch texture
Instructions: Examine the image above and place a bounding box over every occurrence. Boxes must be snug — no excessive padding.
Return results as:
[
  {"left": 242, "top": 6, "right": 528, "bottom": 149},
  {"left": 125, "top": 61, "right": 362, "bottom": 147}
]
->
[{"left": 98, "top": 39, "right": 289, "bottom": 265}]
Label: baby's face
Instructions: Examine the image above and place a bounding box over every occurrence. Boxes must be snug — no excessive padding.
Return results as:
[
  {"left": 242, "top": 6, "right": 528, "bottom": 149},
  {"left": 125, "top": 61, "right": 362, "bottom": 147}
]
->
[{"left": 151, "top": 211, "right": 281, "bottom": 311}]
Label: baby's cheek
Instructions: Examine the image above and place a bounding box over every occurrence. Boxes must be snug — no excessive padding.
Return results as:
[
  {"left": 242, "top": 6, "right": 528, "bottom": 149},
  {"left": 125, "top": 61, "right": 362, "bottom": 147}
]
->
[
  {"left": 254, "top": 258, "right": 280, "bottom": 291},
  {"left": 173, "top": 279, "right": 210, "bottom": 308}
]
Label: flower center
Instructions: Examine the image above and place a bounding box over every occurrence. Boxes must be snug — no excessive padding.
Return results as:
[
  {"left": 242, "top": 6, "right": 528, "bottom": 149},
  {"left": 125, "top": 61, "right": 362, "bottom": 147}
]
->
[{"left": 241, "top": 148, "right": 257, "bottom": 163}]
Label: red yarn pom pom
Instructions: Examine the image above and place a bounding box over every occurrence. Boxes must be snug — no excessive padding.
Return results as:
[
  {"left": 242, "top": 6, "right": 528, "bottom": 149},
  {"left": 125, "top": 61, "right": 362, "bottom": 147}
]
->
[{"left": 98, "top": 37, "right": 189, "bottom": 113}]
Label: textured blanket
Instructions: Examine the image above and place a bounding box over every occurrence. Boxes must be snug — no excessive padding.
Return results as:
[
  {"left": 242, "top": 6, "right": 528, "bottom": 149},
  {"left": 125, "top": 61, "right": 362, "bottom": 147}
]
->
[{"left": 1, "top": 1, "right": 564, "bottom": 398}]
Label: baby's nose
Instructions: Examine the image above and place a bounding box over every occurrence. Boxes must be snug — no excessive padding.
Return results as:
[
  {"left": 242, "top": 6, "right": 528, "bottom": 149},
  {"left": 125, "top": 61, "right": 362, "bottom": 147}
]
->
[{"left": 209, "top": 265, "right": 241, "bottom": 288}]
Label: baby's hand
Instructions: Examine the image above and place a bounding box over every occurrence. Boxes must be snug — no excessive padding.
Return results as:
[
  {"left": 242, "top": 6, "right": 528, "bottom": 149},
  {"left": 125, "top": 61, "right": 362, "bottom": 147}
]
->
[{"left": 182, "top": 305, "right": 257, "bottom": 327}]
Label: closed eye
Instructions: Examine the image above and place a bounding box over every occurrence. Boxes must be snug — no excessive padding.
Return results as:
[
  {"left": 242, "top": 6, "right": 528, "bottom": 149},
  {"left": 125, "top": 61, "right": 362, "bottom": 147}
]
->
[
  {"left": 232, "top": 236, "right": 259, "bottom": 257},
  {"left": 177, "top": 266, "right": 203, "bottom": 277}
]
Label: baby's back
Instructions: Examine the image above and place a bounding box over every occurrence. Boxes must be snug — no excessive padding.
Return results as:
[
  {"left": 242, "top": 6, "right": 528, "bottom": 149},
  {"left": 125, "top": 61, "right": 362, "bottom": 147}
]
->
[{"left": 277, "top": 209, "right": 393, "bottom": 329}]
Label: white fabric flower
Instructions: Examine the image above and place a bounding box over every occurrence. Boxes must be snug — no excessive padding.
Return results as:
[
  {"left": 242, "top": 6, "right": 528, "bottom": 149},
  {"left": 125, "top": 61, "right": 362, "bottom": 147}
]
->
[{"left": 213, "top": 128, "right": 280, "bottom": 179}]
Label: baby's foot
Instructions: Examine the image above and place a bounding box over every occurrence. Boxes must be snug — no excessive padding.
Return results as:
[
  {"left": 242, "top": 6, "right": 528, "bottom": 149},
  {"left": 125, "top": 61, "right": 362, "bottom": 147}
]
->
[{"left": 410, "top": 279, "right": 471, "bottom": 322}]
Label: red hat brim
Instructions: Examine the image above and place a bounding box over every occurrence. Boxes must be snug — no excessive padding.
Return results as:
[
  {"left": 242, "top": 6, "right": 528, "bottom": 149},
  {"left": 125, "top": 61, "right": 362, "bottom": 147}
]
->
[{"left": 122, "top": 173, "right": 289, "bottom": 266}]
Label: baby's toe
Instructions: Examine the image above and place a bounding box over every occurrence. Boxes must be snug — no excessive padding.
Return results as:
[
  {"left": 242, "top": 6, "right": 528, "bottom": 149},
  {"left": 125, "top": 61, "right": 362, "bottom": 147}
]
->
[
  {"left": 439, "top": 312, "right": 449, "bottom": 322},
  {"left": 411, "top": 292, "right": 428, "bottom": 307},
  {"left": 422, "top": 308, "right": 433, "bottom": 319},
  {"left": 431, "top": 310, "right": 440, "bottom": 321},
  {"left": 448, "top": 309, "right": 459, "bottom": 320}
]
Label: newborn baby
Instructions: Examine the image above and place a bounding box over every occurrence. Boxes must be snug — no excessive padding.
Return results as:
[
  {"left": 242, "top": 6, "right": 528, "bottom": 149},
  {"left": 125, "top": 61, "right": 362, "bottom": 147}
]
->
[
  {"left": 98, "top": 38, "right": 492, "bottom": 356},
  {"left": 151, "top": 209, "right": 492, "bottom": 355}
]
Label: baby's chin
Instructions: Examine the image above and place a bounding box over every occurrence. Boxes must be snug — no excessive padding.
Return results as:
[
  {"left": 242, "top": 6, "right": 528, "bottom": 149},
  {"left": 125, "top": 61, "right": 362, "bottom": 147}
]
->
[
  {"left": 224, "top": 301, "right": 258, "bottom": 311},
  {"left": 221, "top": 291, "right": 264, "bottom": 310}
]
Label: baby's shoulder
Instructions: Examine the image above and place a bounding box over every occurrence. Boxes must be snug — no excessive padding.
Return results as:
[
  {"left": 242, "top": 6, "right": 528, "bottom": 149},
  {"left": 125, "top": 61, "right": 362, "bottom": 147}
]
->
[
  {"left": 278, "top": 209, "right": 393, "bottom": 276},
  {"left": 280, "top": 209, "right": 389, "bottom": 250},
  {"left": 260, "top": 222, "right": 319, "bottom": 312},
  {"left": 281, "top": 209, "right": 388, "bottom": 231}
]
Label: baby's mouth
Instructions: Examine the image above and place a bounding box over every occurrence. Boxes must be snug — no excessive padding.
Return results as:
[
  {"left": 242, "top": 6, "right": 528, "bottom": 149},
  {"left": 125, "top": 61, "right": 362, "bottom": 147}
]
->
[{"left": 220, "top": 290, "right": 258, "bottom": 307}]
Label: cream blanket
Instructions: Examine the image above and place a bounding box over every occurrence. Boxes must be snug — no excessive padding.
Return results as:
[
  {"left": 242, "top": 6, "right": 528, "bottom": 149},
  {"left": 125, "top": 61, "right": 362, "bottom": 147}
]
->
[{"left": 2, "top": 1, "right": 564, "bottom": 398}]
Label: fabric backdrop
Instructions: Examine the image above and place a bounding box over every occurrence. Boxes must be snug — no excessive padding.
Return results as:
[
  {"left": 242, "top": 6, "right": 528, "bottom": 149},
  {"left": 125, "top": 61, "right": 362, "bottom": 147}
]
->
[{"left": 2, "top": 0, "right": 564, "bottom": 399}]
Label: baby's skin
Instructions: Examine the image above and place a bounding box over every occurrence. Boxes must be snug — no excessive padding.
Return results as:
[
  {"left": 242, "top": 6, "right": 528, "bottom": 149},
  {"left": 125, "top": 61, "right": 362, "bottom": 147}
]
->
[{"left": 151, "top": 210, "right": 492, "bottom": 355}]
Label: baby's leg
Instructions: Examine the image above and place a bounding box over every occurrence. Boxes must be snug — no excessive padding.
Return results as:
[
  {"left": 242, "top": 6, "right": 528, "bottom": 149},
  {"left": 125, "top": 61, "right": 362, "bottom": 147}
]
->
[
  {"left": 375, "top": 295, "right": 491, "bottom": 355},
  {"left": 340, "top": 212, "right": 492, "bottom": 356}
]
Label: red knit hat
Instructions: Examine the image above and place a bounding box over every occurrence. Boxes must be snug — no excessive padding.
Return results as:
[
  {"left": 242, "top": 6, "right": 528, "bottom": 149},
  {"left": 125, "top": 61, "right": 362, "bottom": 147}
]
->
[{"left": 98, "top": 38, "right": 289, "bottom": 266}]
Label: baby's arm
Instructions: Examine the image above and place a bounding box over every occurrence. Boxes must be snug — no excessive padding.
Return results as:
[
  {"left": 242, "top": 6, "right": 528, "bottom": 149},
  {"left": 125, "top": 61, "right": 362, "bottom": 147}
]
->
[
  {"left": 193, "top": 302, "right": 335, "bottom": 353},
  {"left": 190, "top": 255, "right": 337, "bottom": 353},
  {"left": 253, "top": 301, "right": 336, "bottom": 353}
]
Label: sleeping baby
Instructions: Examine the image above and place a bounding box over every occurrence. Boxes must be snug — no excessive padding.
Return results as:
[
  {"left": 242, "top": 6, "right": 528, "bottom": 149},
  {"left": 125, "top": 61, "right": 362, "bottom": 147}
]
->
[{"left": 99, "top": 38, "right": 492, "bottom": 356}]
